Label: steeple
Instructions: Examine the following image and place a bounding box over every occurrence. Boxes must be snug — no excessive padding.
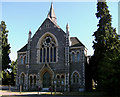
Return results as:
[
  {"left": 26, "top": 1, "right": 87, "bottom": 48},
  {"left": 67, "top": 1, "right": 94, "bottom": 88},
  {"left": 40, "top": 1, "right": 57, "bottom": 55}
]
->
[{"left": 47, "top": 2, "right": 57, "bottom": 23}]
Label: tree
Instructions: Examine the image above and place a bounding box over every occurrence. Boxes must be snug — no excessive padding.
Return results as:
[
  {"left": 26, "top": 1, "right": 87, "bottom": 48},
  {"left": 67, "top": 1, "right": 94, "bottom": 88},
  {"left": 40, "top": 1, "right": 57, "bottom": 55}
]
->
[
  {"left": 1, "top": 21, "right": 11, "bottom": 70},
  {"left": 0, "top": 26, "right": 2, "bottom": 85},
  {"left": 0, "top": 21, "right": 11, "bottom": 85},
  {"left": 100, "top": 54, "right": 120, "bottom": 95},
  {"left": 2, "top": 70, "right": 11, "bottom": 85},
  {"left": 9, "top": 61, "right": 17, "bottom": 86},
  {"left": 91, "top": 0, "right": 120, "bottom": 94},
  {"left": 85, "top": 56, "right": 92, "bottom": 91}
]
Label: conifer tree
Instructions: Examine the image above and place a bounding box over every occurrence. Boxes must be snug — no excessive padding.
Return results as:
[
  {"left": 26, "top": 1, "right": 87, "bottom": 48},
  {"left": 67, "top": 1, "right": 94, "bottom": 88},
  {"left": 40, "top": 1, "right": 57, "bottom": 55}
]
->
[
  {"left": 0, "top": 25, "right": 2, "bottom": 85},
  {"left": 0, "top": 21, "right": 11, "bottom": 85},
  {"left": 1, "top": 21, "right": 11, "bottom": 70},
  {"left": 92, "top": 0, "right": 120, "bottom": 93}
]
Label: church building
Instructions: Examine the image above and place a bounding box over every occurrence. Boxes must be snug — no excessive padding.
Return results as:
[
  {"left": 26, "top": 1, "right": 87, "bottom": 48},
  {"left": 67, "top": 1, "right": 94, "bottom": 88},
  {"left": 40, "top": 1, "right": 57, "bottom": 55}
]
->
[{"left": 16, "top": 3, "right": 87, "bottom": 92}]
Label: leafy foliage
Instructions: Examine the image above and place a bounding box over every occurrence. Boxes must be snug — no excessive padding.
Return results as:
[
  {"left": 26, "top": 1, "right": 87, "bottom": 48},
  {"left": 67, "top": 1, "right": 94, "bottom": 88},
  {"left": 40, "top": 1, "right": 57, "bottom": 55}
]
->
[
  {"left": 9, "top": 61, "right": 17, "bottom": 86},
  {"left": 1, "top": 61, "right": 17, "bottom": 86},
  {"left": 0, "top": 21, "right": 11, "bottom": 85},
  {"left": 90, "top": 0, "right": 120, "bottom": 95},
  {"left": 2, "top": 70, "right": 11, "bottom": 85}
]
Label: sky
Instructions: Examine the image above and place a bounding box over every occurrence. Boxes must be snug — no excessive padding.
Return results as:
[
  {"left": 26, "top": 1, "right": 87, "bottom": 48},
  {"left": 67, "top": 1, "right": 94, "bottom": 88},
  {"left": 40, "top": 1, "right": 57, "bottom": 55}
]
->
[{"left": 1, "top": 1, "right": 119, "bottom": 61}]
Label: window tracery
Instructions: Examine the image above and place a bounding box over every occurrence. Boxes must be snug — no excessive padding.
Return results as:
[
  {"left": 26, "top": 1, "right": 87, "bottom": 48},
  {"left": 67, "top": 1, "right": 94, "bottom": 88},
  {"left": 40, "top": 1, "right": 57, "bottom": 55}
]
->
[{"left": 40, "top": 35, "right": 57, "bottom": 63}]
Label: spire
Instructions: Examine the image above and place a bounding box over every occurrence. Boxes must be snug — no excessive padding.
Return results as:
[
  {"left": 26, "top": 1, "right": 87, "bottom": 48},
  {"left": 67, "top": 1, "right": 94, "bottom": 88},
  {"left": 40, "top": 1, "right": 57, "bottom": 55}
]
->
[{"left": 47, "top": 2, "right": 57, "bottom": 23}]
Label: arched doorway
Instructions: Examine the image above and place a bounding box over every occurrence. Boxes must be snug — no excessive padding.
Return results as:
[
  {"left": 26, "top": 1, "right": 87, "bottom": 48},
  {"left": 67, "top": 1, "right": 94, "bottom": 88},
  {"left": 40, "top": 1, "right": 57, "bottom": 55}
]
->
[
  {"left": 20, "top": 73, "right": 25, "bottom": 90},
  {"left": 43, "top": 72, "right": 51, "bottom": 88}
]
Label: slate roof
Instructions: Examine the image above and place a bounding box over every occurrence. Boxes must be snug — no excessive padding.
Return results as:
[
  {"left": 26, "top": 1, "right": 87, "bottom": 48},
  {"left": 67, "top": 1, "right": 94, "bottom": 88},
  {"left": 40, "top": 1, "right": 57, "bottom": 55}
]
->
[
  {"left": 17, "top": 44, "right": 27, "bottom": 52},
  {"left": 70, "top": 37, "right": 85, "bottom": 47},
  {"left": 40, "top": 17, "right": 60, "bottom": 29}
]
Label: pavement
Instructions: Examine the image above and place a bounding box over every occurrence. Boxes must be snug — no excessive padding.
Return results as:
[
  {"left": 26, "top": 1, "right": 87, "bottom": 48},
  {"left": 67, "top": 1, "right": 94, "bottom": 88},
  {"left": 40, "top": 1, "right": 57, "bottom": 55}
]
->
[
  {"left": 0, "top": 86, "right": 112, "bottom": 97},
  {"left": 0, "top": 85, "right": 61, "bottom": 96},
  {"left": 0, "top": 90, "right": 63, "bottom": 96}
]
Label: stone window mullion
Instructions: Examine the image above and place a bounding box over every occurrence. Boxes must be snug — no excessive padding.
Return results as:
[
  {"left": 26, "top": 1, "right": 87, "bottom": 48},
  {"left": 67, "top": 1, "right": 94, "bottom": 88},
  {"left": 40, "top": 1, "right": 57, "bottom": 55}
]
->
[
  {"left": 42, "top": 48, "right": 43, "bottom": 63},
  {"left": 50, "top": 47, "right": 52, "bottom": 62},
  {"left": 52, "top": 47, "right": 54, "bottom": 62},
  {"left": 49, "top": 47, "right": 50, "bottom": 62},
  {"left": 56, "top": 47, "right": 58, "bottom": 62},
  {"left": 45, "top": 47, "right": 47, "bottom": 62}
]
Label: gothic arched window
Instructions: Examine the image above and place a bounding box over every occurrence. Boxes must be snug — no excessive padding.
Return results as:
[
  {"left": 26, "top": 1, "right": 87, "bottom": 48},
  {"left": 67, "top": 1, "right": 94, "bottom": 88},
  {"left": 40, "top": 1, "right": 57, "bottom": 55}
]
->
[
  {"left": 39, "top": 35, "right": 57, "bottom": 63},
  {"left": 71, "top": 52, "right": 75, "bottom": 62},
  {"left": 24, "top": 56, "right": 27, "bottom": 64},
  {"left": 73, "top": 72, "right": 79, "bottom": 84},
  {"left": 20, "top": 56, "right": 23, "bottom": 64},
  {"left": 61, "top": 75, "right": 64, "bottom": 85},
  {"left": 61, "top": 75, "right": 64, "bottom": 79},
  {"left": 56, "top": 75, "right": 60, "bottom": 79},
  {"left": 20, "top": 73, "right": 25, "bottom": 85},
  {"left": 77, "top": 52, "right": 80, "bottom": 62},
  {"left": 30, "top": 76, "right": 32, "bottom": 86},
  {"left": 56, "top": 75, "right": 60, "bottom": 87},
  {"left": 34, "top": 76, "right": 36, "bottom": 86}
]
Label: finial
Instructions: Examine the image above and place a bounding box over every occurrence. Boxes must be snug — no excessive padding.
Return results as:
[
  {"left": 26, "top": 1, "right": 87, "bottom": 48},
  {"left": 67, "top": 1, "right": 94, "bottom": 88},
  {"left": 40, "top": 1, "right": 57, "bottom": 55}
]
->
[
  {"left": 66, "top": 23, "right": 69, "bottom": 33},
  {"left": 51, "top": 2, "right": 53, "bottom": 7},
  {"left": 66, "top": 23, "right": 69, "bottom": 29},
  {"left": 29, "top": 29, "right": 31, "bottom": 34},
  {"left": 28, "top": 29, "right": 32, "bottom": 42}
]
